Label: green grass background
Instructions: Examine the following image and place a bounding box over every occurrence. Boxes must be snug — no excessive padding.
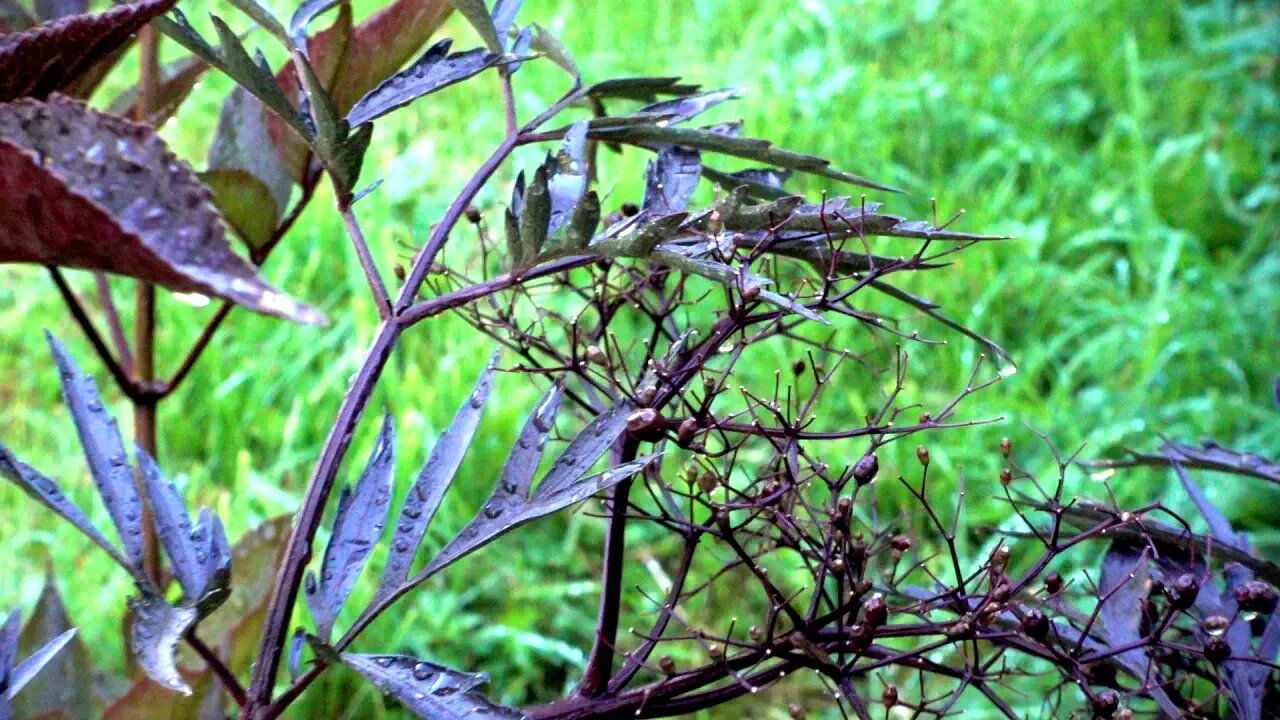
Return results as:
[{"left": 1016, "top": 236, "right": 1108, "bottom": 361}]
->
[{"left": 1, "top": 0, "right": 1278, "bottom": 717}]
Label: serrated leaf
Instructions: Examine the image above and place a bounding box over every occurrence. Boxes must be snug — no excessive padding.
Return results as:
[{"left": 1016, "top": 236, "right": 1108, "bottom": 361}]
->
[
  {"left": 0, "top": 0, "right": 176, "bottom": 101},
  {"left": 448, "top": 0, "right": 500, "bottom": 53},
  {"left": 338, "top": 653, "right": 524, "bottom": 720},
  {"left": 46, "top": 334, "right": 147, "bottom": 577},
  {"left": 421, "top": 400, "right": 648, "bottom": 576},
  {"left": 0, "top": 444, "right": 130, "bottom": 571},
  {"left": 346, "top": 40, "right": 504, "bottom": 127},
  {"left": 587, "top": 76, "right": 700, "bottom": 103},
  {"left": 589, "top": 122, "right": 897, "bottom": 193},
  {"left": 306, "top": 414, "right": 395, "bottom": 641},
  {"left": 128, "top": 594, "right": 198, "bottom": 695},
  {"left": 559, "top": 190, "right": 599, "bottom": 252},
  {"left": 0, "top": 96, "right": 324, "bottom": 324},
  {"left": 643, "top": 145, "right": 701, "bottom": 214},
  {"left": 331, "top": 120, "right": 372, "bottom": 194},
  {"left": 636, "top": 87, "right": 739, "bottom": 126},
  {"left": 376, "top": 356, "right": 499, "bottom": 601},
  {"left": 13, "top": 572, "right": 95, "bottom": 719},
  {"left": 109, "top": 54, "right": 210, "bottom": 127}
]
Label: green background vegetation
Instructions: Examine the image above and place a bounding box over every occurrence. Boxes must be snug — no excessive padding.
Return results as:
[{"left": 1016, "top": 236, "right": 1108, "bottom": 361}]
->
[{"left": 1, "top": 0, "right": 1277, "bottom": 716}]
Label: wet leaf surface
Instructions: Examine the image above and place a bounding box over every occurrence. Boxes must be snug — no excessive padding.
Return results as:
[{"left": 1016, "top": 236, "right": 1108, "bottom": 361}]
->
[{"left": 338, "top": 653, "right": 524, "bottom": 720}]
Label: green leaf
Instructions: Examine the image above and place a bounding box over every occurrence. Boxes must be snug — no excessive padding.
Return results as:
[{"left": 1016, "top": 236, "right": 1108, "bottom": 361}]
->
[{"left": 528, "top": 22, "right": 576, "bottom": 82}]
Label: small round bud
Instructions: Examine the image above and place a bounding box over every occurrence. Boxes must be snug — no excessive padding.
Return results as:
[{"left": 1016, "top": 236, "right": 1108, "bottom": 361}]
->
[
  {"left": 464, "top": 205, "right": 482, "bottom": 224},
  {"left": 749, "top": 625, "right": 764, "bottom": 642},
  {"left": 999, "top": 437, "right": 1011, "bottom": 457},
  {"left": 788, "top": 704, "right": 805, "bottom": 720},
  {"left": 999, "top": 468, "right": 1013, "bottom": 486},
  {"left": 698, "top": 470, "right": 720, "bottom": 496},
  {"left": 626, "top": 408, "right": 664, "bottom": 442},
  {"left": 989, "top": 544, "right": 1011, "bottom": 573},
  {"left": 1020, "top": 609, "right": 1049, "bottom": 640},
  {"left": 708, "top": 644, "right": 724, "bottom": 661},
  {"left": 635, "top": 385, "right": 657, "bottom": 406},
  {"left": 1091, "top": 690, "right": 1120, "bottom": 718},
  {"left": 792, "top": 359, "right": 806, "bottom": 375},
  {"left": 741, "top": 284, "right": 760, "bottom": 302},
  {"left": 393, "top": 264, "right": 406, "bottom": 281},
  {"left": 1234, "top": 580, "right": 1277, "bottom": 614},
  {"left": 882, "top": 685, "right": 898, "bottom": 708},
  {"left": 621, "top": 202, "right": 640, "bottom": 217},
  {"left": 862, "top": 593, "right": 888, "bottom": 627},
  {"left": 1203, "top": 636, "right": 1230, "bottom": 665},
  {"left": 676, "top": 417, "right": 698, "bottom": 447},
  {"left": 585, "top": 344, "right": 608, "bottom": 366},
  {"left": 890, "top": 534, "right": 912, "bottom": 552},
  {"left": 853, "top": 453, "right": 879, "bottom": 486},
  {"left": 916, "top": 446, "right": 930, "bottom": 466},
  {"left": 1170, "top": 574, "right": 1200, "bottom": 610},
  {"left": 830, "top": 557, "right": 845, "bottom": 573},
  {"left": 1045, "top": 571, "right": 1063, "bottom": 595},
  {"left": 658, "top": 655, "right": 676, "bottom": 675}
]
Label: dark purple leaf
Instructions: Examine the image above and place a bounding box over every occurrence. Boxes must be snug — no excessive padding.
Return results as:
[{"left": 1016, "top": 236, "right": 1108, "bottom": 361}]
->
[
  {"left": 347, "top": 41, "right": 504, "bottom": 127},
  {"left": 587, "top": 76, "right": 700, "bottom": 103},
  {"left": 490, "top": 0, "right": 522, "bottom": 46},
  {"left": 449, "top": 0, "right": 501, "bottom": 53},
  {"left": 1090, "top": 441, "right": 1280, "bottom": 488},
  {"left": 516, "top": 164, "right": 550, "bottom": 262},
  {"left": 288, "top": 627, "right": 306, "bottom": 681},
  {"left": 34, "top": 0, "right": 86, "bottom": 21},
  {"left": 13, "top": 571, "right": 95, "bottom": 719},
  {"left": 1097, "top": 543, "right": 1181, "bottom": 717},
  {"left": 494, "top": 385, "right": 562, "bottom": 502},
  {"left": 289, "top": 0, "right": 344, "bottom": 46},
  {"left": 701, "top": 165, "right": 792, "bottom": 200},
  {"left": 0, "top": 443, "right": 130, "bottom": 571},
  {"left": 338, "top": 653, "right": 523, "bottom": 720},
  {"left": 7, "top": 628, "right": 77, "bottom": 704},
  {"left": 421, "top": 400, "right": 654, "bottom": 576},
  {"left": 1219, "top": 565, "right": 1266, "bottom": 720},
  {"left": 636, "top": 87, "right": 739, "bottom": 126},
  {"left": 375, "top": 355, "right": 500, "bottom": 602},
  {"left": 128, "top": 593, "right": 198, "bottom": 695},
  {"left": 0, "top": 0, "right": 176, "bottom": 101},
  {"left": 0, "top": 609, "right": 18, "bottom": 718},
  {"left": 589, "top": 122, "right": 898, "bottom": 193},
  {"left": 306, "top": 413, "right": 395, "bottom": 641},
  {"left": 1166, "top": 455, "right": 1246, "bottom": 551},
  {"left": 545, "top": 119, "right": 588, "bottom": 238},
  {"left": 137, "top": 448, "right": 231, "bottom": 609},
  {"left": 0, "top": 96, "right": 325, "bottom": 324},
  {"left": 47, "top": 333, "right": 147, "bottom": 577},
  {"left": 643, "top": 145, "right": 701, "bottom": 214}
]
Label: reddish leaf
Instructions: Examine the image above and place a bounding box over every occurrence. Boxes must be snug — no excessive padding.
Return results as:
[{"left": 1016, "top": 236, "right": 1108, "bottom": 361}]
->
[
  {"left": 100, "top": 671, "right": 218, "bottom": 720},
  {"left": 0, "top": 0, "right": 176, "bottom": 102},
  {"left": 0, "top": 95, "right": 324, "bottom": 325},
  {"left": 14, "top": 571, "right": 97, "bottom": 720},
  {"left": 109, "top": 54, "right": 210, "bottom": 126}
]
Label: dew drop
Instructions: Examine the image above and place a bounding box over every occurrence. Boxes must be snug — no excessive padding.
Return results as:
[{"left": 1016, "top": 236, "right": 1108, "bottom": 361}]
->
[{"left": 412, "top": 662, "right": 434, "bottom": 681}]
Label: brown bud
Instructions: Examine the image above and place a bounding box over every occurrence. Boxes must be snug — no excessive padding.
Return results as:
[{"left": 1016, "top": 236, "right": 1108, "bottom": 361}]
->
[
  {"left": 626, "top": 408, "right": 664, "bottom": 442},
  {"left": 788, "top": 704, "right": 806, "bottom": 720},
  {"left": 635, "top": 385, "right": 657, "bottom": 406},
  {"left": 916, "top": 446, "right": 930, "bottom": 467},
  {"left": 853, "top": 453, "right": 879, "bottom": 486},
  {"left": 1234, "top": 580, "right": 1277, "bottom": 614},
  {"left": 621, "top": 201, "right": 640, "bottom": 217},
  {"left": 1020, "top": 609, "right": 1049, "bottom": 640},
  {"left": 890, "top": 534, "right": 912, "bottom": 552},
  {"left": 882, "top": 685, "right": 898, "bottom": 708},
  {"left": 862, "top": 593, "right": 888, "bottom": 627},
  {"left": 792, "top": 359, "right": 806, "bottom": 375},
  {"left": 999, "top": 468, "right": 1012, "bottom": 486},
  {"left": 1045, "top": 571, "right": 1063, "bottom": 594},
  {"left": 830, "top": 556, "right": 845, "bottom": 573},
  {"left": 749, "top": 625, "right": 764, "bottom": 642},
  {"left": 836, "top": 496, "right": 852, "bottom": 517},
  {"left": 464, "top": 205, "right": 482, "bottom": 224},
  {"left": 1203, "top": 636, "right": 1230, "bottom": 665},
  {"left": 585, "top": 344, "right": 608, "bottom": 366},
  {"left": 393, "top": 264, "right": 406, "bottom": 281},
  {"left": 989, "top": 544, "right": 1010, "bottom": 573},
  {"left": 741, "top": 284, "right": 760, "bottom": 302},
  {"left": 676, "top": 417, "right": 698, "bottom": 447},
  {"left": 658, "top": 655, "right": 676, "bottom": 675},
  {"left": 855, "top": 579, "right": 873, "bottom": 595},
  {"left": 991, "top": 580, "right": 1012, "bottom": 602},
  {"left": 697, "top": 470, "right": 719, "bottom": 495},
  {"left": 999, "top": 436, "right": 1011, "bottom": 457},
  {"left": 1091, "top": 689, "right": 1120, "bottom": 718},
  {"left": 1170, "top": 573, "right": 1200, "bottom": 610},
  {"left": 707, "top": 644, "right": 724, "bottom": 661}
]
